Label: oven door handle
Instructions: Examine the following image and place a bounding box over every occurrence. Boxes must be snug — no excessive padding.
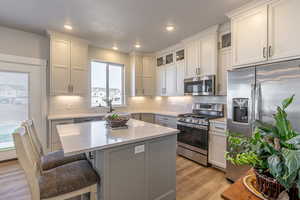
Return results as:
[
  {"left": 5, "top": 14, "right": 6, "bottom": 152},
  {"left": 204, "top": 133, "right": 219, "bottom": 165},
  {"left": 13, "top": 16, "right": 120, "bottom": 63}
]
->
[{"left": 177, "top": 122, "right": 208, "bottom": 130}]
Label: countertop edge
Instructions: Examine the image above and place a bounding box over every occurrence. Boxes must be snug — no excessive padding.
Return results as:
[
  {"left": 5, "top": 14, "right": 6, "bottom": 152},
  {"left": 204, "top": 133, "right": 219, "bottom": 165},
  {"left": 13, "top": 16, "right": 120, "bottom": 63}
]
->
[
  {"left": 63, "top": 129, "right": 179, "bottom": 156},
  {"left": 48, "top": 111, "right": 181, "bottom": 120}
]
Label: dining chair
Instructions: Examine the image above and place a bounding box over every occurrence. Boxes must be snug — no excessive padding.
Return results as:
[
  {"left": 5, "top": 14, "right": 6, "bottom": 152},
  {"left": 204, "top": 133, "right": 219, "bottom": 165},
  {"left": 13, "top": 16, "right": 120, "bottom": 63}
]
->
[
  {"left": 22, "top": 120, "right": 86, "bottom": 171},
  {"left": 13, "top": 125, "right": 99, "bottom": 200}
]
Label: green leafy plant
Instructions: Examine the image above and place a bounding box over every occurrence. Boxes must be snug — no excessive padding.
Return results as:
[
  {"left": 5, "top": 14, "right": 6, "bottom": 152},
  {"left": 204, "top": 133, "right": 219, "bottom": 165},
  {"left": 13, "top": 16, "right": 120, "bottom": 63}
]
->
[{"left": 226, "top": 95, "right": 300, "bottom": 196}]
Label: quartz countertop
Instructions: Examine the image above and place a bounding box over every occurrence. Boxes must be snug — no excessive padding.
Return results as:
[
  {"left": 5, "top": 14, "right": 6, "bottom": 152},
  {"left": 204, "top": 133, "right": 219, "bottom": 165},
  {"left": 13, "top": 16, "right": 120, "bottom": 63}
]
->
[
  {"left": 56, "top": 119, "right": 179, "bottom": 155},
  {"left": 210, "top": 117, "right": 227, "bottom": 123},
  {"left": 48, "top": 110, "right": 182, "bottom": 120}
]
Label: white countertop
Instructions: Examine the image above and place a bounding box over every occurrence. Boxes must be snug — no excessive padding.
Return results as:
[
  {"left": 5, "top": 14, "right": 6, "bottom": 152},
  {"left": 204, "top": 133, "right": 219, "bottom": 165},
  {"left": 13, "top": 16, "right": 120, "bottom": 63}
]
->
[
  {"left": 48, "top": 110, "right": 182, "bottom": 120},
  {"left": 57, "top": 119, "right": 179, "bottom": 155}
]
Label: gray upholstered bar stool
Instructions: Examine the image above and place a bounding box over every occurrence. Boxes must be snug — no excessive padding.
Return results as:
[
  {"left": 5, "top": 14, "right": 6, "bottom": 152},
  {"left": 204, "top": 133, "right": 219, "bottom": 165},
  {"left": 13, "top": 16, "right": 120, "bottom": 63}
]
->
[
  {"left": 22, "top": 120, "right": 87, "bottom": 171},
  {"left": 13, "top": 126, "right": 99, "bottom": 200}
]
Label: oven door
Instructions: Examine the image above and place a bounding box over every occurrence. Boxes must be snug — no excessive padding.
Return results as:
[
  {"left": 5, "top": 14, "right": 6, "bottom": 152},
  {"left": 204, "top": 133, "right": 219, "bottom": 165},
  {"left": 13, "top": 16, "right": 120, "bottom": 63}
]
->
[
  {"left": 177, "top": 123, "right": 208, "bottom": 155},
  {"left": 184, "top": 79, "right": 204, "bottom": 95}
]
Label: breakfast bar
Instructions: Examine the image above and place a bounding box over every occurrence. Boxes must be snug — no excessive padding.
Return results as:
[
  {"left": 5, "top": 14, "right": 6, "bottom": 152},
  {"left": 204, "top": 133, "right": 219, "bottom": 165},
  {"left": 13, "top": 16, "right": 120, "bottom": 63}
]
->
[{"left": 56, "top": 119, "right": 179, "bottom": 200}]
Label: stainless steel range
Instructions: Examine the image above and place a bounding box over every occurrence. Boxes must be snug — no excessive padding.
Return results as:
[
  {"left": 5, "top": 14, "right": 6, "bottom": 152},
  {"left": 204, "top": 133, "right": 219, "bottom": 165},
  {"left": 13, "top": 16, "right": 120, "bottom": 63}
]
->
[{"left": 177, "top": 103, "right": 224, "bottom": 166}]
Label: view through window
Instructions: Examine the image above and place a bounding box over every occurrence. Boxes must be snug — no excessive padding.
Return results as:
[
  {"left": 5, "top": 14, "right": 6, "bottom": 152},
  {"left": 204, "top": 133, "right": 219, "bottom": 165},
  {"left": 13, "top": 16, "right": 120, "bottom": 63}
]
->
[
  {"left": 91, "top": 61, "right": 124, "bottom": 107},
  {"left": 0, "top": 71, "right": 28, "bottom": 150}
]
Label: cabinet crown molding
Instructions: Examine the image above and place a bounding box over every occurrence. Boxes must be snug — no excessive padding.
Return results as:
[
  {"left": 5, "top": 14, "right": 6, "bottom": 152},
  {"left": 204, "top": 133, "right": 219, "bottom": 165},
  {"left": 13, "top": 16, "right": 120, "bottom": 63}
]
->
[
  {"left": 226, "top": 0, "right": 273, "bottom": 18},
  {"left": 46, "top": 30, "right": 90, "bottom": 44}
]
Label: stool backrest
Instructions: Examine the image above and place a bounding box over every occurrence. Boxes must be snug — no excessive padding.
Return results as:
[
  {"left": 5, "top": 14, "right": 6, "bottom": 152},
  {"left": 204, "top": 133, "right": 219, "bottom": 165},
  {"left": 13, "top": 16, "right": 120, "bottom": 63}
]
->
[
  {"left": 13, "top": 126, "right": 41, "bottom": 199},
  {"left": 22, "top": 120, "right": 44, "bottom": 158}
]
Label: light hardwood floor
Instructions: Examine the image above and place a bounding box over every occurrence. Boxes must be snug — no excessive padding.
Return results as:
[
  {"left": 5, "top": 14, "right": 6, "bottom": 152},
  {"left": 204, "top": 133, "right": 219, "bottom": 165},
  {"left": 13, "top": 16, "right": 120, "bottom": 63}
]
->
[{"left": 0, "top": 156, "right": 230, "bottom": 200}]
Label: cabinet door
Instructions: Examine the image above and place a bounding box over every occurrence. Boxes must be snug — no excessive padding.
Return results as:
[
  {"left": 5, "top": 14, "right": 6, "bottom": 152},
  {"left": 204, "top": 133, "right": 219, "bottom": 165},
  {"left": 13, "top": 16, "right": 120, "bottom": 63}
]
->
[
  {"left": 141, "top": 113, "right": 155, "bottom": 123},
  {"left": 231, "top": 5, "right": 268, "bottom": 67},
  {"left": 148, "top": 136, "right": 176, "bottom": 200},
  {"left": 268, "top": 0, "right": 300, "bottom": 61},
  {"left": 185, "top": 40, "right": 199, "bottom": 78},
  {"left": 166, "top": 64, "right": 177, "bottom": 96},
  {"left": 51, "top": 39, "right": 70, "bottom": 95},
  {"left": 70, "top": 41, "right": 88, "bottom": 95},
  {"left": 142, "top": 56, "right": 155, "bottom": 95},
  {"left": 156, "top": 66, "right": 166, "bottom": 96},
  {"left": 209, "top": 131, "right": 227, "bottom": 169},
  {"left": 199, "top": 34, "right": 218, "bottom": 76},
  {"left": 108, "top": 144, "right": 146, "bottom": 200},
  {"left": 218, "top": 48, "right": 232, "bottom": 95},
  {"left": 176, "top": 60, "right": 185, "bottom": 96}
]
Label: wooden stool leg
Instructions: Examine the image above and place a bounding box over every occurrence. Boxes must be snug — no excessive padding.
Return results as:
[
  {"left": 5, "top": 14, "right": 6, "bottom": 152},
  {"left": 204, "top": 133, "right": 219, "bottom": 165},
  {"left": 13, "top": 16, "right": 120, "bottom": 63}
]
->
[{"left": 90, "top": 185, "right": 97, "bottom": 200}]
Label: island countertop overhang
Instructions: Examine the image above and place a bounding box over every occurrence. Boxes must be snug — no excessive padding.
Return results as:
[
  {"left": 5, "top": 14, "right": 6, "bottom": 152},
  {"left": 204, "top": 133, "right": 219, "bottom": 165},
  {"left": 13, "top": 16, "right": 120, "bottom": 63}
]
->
[{"left": 56, "top": 119, "right": 179, "bottom": 155}]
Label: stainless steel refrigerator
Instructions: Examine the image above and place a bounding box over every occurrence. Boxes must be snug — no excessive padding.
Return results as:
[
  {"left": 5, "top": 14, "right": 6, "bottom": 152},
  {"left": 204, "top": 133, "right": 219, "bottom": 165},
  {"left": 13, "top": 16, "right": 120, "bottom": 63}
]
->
[{"left": 226, "top": 59, "right": 300, "bottom": 181}]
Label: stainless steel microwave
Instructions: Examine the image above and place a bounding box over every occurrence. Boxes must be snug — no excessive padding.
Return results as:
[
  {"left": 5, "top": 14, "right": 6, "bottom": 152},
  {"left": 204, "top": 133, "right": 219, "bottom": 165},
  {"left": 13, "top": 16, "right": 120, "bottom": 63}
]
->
[{"left": 184, "top": 75, "right": 215, "bottom": 96}]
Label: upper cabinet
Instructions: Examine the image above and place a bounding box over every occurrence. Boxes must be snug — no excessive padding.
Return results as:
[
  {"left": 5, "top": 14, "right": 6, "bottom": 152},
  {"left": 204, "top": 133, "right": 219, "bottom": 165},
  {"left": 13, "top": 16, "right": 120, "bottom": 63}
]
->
[
  {"left": 268, "top": 0, "right": 300, "bottom": 61},
  {"left": 231, "top": 5, "right": 268, "bottom": 67},
  {"left": 229, "top": 0, "right": 300, "bottom": 68},
  {"left": 130, "top": 53, "right": 155, "bottom": 96},
  {"left": 48, "top": 31, "right": 88, "bottom": 96},
  {"left": 183, "top": 25, "right": 219, "bottom": 78},
  {"left": 156, "top": 48, "right": 185, "bottom": 96}
]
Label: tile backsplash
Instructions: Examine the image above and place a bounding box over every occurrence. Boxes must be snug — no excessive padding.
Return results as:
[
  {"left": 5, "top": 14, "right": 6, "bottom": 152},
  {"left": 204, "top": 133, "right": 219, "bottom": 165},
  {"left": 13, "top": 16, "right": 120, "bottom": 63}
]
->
[{"left": 49, "top": 95, "right": 226, "bottom": 115}]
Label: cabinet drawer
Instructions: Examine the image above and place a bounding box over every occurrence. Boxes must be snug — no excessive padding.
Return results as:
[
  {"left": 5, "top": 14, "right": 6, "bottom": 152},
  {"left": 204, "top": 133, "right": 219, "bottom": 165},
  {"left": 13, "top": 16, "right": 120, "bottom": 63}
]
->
[
  {"left": 155, "top": 115, "right": 177, "bottom": 128},
  {"left": 210, "top": 121, "right": 227, "bottom": 132}
]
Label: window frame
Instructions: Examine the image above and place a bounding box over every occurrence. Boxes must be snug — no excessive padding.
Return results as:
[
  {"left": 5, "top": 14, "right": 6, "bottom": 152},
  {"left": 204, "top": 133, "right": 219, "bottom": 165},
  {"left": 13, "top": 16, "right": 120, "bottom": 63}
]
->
[{"left": 90, "top": 60, "right": 126, "bottom": 108}]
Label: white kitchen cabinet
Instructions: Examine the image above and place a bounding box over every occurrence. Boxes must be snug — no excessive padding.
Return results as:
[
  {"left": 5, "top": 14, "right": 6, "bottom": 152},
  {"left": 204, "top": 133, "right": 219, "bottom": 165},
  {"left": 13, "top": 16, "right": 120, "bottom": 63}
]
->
[
  {"left": 165, "top": 64, "right": 177, "bottom": 96},
  {"left": 70, "top": 40, "right": 88, "bottom": 95},
  {"left": 209, "top": 120, "right": 227, "bottom": 169},
  {"left": 131, "top": 54, "right": 155, "bottom": 96},
  {"left": 51, "top": 39, "right": 71, "bottom": 95},
  {"left": 185, "top": 40, "right": 199, "bottom": 78},
  {"left": 199, "top": 34, "right": 218, "bottom": 76},
  {"left": 48, "top": 31, "right": 88, "bottom": 96},
  {"left": 176, "top": 60, "right": 185, "bottom": 96},
  {"left": 268, "top": 0, "right": 300, "bottom": 61},
  {"left": 184, "top": 25, "right": 218, "bottom": 78},
  {"left": 156, "top": 66, "right": 166, "bottom": 96},
  {"left": 142, "top": 56, "right": 155, "bottom": 95},
  {"left": 218, "top": 48, "right": 232, "bottom": 95},
  {"left": 229, "top": 0, "right": 300, "bottom": 67},
  {"left": 231, "top": 4, "right": 268, "bottom": 67}
]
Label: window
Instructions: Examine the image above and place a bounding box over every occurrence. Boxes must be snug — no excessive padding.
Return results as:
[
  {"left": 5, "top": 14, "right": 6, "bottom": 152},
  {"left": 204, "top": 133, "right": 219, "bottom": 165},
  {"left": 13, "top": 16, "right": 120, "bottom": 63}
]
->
[
  {"left": 91, "top": 61, "right": 125, "bottom": 107},
  {"left": 0, "top": 71, "right": 28, "bottom": 150}
]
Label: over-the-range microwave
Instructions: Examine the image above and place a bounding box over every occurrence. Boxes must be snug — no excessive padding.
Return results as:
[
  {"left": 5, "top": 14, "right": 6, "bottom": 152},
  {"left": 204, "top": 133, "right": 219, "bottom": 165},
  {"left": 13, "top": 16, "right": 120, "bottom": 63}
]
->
[{"left": 184, "top": 75, "right": 215, "bottom": 96}]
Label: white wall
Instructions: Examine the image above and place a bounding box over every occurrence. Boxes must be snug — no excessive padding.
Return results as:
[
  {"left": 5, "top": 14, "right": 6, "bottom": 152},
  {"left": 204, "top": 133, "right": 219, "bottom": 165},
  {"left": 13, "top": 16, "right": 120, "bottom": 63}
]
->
[{"left": 0, "top": 26, "right": 49, "bottom": 59}]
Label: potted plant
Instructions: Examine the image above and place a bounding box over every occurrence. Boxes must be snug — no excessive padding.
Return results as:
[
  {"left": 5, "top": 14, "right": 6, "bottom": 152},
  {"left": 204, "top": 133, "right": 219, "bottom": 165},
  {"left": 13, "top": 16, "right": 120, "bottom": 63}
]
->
[{"left": 226, "top": 95, "right": 300, "bottom": 200}]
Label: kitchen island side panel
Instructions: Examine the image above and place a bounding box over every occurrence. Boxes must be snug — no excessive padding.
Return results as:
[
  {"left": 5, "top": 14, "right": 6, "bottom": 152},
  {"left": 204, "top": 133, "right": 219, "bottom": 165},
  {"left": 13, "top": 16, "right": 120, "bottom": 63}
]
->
[{"left": 92, "top": 134, "right": 177, "bottom": 200}]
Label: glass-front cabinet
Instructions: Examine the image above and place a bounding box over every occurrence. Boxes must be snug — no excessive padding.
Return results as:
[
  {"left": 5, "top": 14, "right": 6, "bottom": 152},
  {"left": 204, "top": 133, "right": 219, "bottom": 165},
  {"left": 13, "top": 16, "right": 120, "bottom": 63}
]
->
[
  {"left": 176, "top": 49, "right": 184, "bottom": 61},
  {"left": 156, "top": 57, "right": 164, "bottom": 67},
  {"left": 165, "top": 53, "right": 173, "bottom": 65}
]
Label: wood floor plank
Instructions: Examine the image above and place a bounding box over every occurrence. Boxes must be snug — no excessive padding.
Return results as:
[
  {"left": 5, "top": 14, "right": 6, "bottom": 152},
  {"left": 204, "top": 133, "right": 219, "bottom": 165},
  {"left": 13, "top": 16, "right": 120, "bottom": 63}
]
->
[{"left": 0, "top": 156, "right": 231, "bottom": 200}]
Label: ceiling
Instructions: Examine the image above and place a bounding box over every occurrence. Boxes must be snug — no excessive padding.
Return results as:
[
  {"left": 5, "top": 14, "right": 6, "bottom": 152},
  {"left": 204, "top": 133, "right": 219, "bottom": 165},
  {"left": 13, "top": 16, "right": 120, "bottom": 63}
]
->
[{"left": 0, "top": 0, "right": 253, "bottom": 53}]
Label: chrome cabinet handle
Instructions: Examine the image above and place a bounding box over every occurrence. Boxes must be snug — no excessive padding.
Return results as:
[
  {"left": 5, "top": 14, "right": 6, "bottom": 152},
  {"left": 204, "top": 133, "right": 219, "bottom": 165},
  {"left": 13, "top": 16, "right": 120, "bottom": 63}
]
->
[
  {"left": 269, "top": 46, "right": 272, "bottom": 57},
  {"left": 263, "top": 47, "right": 267, "bottom": 58}
]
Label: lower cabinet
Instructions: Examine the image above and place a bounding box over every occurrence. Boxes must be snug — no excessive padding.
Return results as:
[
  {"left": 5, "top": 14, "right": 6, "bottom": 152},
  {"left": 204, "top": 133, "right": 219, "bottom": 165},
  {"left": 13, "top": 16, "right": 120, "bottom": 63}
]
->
[
  {"left": 131, "top": 113, "right": 155, "bottom": 124},
  {"left": 93, "top": 135, "right": 177, "bottom": 200},
  {"left": 208, "top": 121, "right": 227, "bottom": 169},
  {"left": 155, "top": 115, "right": 177, "bottom": 129}
]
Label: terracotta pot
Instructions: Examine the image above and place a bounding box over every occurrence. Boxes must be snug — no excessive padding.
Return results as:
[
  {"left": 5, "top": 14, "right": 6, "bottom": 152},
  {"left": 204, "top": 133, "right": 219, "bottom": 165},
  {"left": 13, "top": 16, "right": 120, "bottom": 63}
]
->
[{"left": 253, "top": 168, "right": 284, "bottom": 200}]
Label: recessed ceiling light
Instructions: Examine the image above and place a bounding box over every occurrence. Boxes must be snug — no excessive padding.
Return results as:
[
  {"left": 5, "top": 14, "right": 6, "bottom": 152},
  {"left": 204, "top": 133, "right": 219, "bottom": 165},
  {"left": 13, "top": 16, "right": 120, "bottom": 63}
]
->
[
  {"left": 135, "top": 44, "right": 141, "bottom": 48},
  {"left": 166, "top": 25, "right": 175, "bottom": 32},
  {"left": 64, "top": 25, "right": 73, "bottom": 30},
  {"left": 112, "top": 46, "right": 118, "bottom": 50}
]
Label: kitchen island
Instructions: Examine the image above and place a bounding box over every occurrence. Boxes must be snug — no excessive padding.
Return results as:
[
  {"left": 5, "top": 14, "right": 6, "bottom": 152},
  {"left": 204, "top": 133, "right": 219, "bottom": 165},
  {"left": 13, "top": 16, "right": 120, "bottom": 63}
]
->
[{"left": 57, "top": 119, "right": 179, "bottom": 200}]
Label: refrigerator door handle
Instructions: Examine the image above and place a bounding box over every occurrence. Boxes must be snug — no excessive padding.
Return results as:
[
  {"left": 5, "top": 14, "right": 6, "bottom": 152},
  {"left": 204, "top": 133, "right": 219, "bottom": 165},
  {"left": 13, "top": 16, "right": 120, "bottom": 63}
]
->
[
  {"left": 251, "top": 83, "right": 256, "bottom": 124},
  {"left": 254, "top": 83, "right": 262, "bottom": 121}
]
